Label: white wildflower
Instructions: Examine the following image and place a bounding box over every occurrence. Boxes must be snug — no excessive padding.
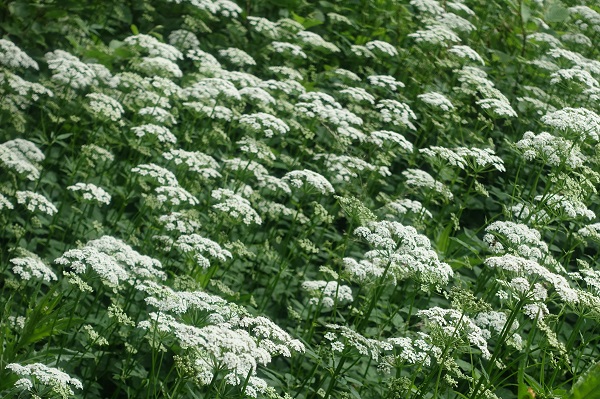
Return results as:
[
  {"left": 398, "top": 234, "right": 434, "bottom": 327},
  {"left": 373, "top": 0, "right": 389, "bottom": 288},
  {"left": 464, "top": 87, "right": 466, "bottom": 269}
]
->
[
  {"left": 67, "top": 183, "right": 111, "bottom": 205},
  {"left": 16, "top": 191, "right": 57, "bottom": 215},
  {"left": 282, "top": 169, "right": 335, "bottom": 195}
]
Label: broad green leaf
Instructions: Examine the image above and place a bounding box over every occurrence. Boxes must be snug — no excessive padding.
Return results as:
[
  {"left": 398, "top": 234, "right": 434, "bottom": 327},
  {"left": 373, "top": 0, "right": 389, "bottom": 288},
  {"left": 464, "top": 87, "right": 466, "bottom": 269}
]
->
[{"left": 569, "top": 362, "right": 600, "bottom": 399}]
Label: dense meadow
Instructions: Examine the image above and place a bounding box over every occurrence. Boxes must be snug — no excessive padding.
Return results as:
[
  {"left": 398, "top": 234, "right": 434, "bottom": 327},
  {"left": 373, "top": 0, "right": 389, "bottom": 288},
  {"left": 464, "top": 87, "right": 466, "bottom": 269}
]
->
[{"left": 1, "top": 0, "right": 600, "bottom": 397}]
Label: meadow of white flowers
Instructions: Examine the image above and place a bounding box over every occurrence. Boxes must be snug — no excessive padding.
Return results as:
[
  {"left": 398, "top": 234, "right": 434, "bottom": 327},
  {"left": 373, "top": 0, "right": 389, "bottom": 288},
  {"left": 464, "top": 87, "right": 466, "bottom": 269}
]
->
[{"left": 0, "top": 0, "right": 600, "bottom": 398}]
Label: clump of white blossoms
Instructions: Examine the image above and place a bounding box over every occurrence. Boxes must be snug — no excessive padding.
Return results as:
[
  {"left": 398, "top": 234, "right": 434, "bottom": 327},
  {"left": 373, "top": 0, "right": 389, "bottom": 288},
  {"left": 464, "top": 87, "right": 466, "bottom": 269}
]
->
[
  {"left": 174, "top": 233, "right": 233, "bottom": 269},
  {"left": 296, "top": 31, "right": 340, "bottom": 53},
  {"left": 421, "top": 146, "right": 505, "bottom": 172},
  {"left": 348, "top": 221, "right": 453, "bottom": 288},
  {"left": 183, "top": 101, "right": 233, "bottom": 122},
  {"left": 418, "top": 92, "right": 455, "bottom": 111},
  {"left": 0, "top": 193, "right": 14, "bottom": 210},
  {"left": 0, "top": 139, "right": 44, "bottom": 180},
  {"left": 270, "top": 41, "right": 307, "bottom": 59},
  {"left": 376, "top": 99, "right": 417, "bottom": 130},
  {"left": 155, "top": 185, "right": 199, "bottom": 207},
  {"left": 301, "top": 280, "right": 353, "bottom": 307},
  {"left": 56, "top": 236, "right": 165, "bottom": 289},
  {"left": 124, "top": 33, "right": 183, "bottom": 61},
  {"left": 132, "top": 163, "right": 179, "bottom": 186},
  {"left": 45, "top": 50, "right": 96, "bottom": 90},
  {"left": 535, "top": 194, "right": 595, "bottom": 221},
  {"left": 138, "top": 291, "right": 304, "bottom": 398},
  {"left": 138, "top": 106, "right": 177, "bottom": 126},
  {"left": 476, "top": 97, "right": 517, "bottom": 118},
  {"left": 16, "top": 191, "right": 58, "bottom": 216},
  {"left": 365, "top": 40, "right": 399, "bottom": 57},
  {"left": 67, "top": 183, "right": 111, "bottom": 205},
  {"left": 239, "top": 86, "right": 276, "bottom": 106},
  {"left": 366, "top": 130, "right": 414, "bottom": 154},
  {"left": 339, "top": 87, "right": 375, "bottom": 105},
  {"left": 540, "top": 107, "right": 600, "bottom": 142},
  {"left": 218, "top": 47, "right": 256, "bottom": 66},
  {"left": 6, "top": 363, "right": 82, "bottom": 398},
  {"left": 237, "top": 112, "right": 290, "bottom": 137},
  {"left": 184, "top": 79, "right": 239, "bottom": 103},
  {"left": 448, "top": 45, "right": 485, "bottom": 65},
  {"left": 163, "top": 149, "right": 220, "bottom": 176},
  {"left": 0, "top": 39, "right": 39, "bottom": 70},
  {"left": 86, "top": 93, "right": 124, "bottom": 121},
  {"left": 11, "top": 256, "right": 57, "bottom": 282},
  {"left": 367, "top": 75, "right": 405, "bottom": 91},
  {"left": 135, "top": 56, "right": 182, "bottom": 79},
  {"left": 483, "top": 221, "right": 565, "bottom": 275},
  {"left": 157, "top": 211, "right": 202, "bottom": 235},
  {"left": 168, "top": 29, "right": 200, "bottom": 51},
  {"left": 384, "top": 198, "right": 432, "bottom": 219},
  {"left": 402, "top": 169, "right": 453, "bottom": 201},
  {"left": 408, "top": 24, "right": 462, "bottom": 47},
  {"left": 516, "top": 131, "right": 586, "bottom": 169},
  {"left": 247, "top": 16, "right": 281, "bottom": 39},
  {"left": 314, "top": 153, "right": 380, "bottom": 183},
  {"left": 211, "top": 188, "right": 262, "bottom": 225},
  {"left": 283, "top": 169, "right": 335, "bottom": 195},
  {"left": 131, "top": 123, "right": 177, "bottom": 144},
  {"left": 417, "top": 307, "right": 491, "bottom": 359},
  {"left": 325, "top": 324, "right": 384, "bottom": 360}
]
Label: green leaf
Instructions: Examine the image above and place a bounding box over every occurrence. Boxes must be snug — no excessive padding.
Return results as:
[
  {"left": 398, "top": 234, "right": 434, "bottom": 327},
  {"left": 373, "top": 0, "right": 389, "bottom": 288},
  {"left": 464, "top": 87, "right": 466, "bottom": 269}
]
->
[
  {"left": 569, "top": 362, "right": 600, "bottom": 399},
  {"left": 130, "top": 24, "right": 139, "bottom": 35},
  {"left": 545, "top": 3, "right": 569, "bottom": 23}
]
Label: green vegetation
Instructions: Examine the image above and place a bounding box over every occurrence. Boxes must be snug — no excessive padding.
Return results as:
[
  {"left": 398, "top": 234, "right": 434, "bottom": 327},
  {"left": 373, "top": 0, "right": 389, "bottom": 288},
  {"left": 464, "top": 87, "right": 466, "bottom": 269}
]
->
[{"left": 1, "top": 0, "right": 600, "bottom": 398}]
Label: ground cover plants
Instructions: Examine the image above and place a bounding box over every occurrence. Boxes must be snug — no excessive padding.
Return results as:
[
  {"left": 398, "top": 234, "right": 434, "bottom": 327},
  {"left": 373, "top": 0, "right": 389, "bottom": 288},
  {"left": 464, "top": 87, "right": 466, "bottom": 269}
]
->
[{"left": 1, "top": 0, "right": 600, "bottom": 397}]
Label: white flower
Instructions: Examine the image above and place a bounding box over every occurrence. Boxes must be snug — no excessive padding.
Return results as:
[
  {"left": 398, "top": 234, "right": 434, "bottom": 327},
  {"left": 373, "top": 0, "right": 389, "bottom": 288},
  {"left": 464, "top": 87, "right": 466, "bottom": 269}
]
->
[
  {"left": 376, "top": 99, "right": 416, "bottom": 129},
  {"left": 402, "top": 169, "right": 453, "bottom": 200},
  {"left": 174, "top": 234, "right": 233, "bottom": 269},
  {"left": 132, "top": 124, "right": 177, "bottom": 144},
  {"left": 155, "top": 185, "right": 199, "bottom": 206},
  {"left": 339, "top": 87, "right": 375, "bottom": 105},
  {"left": 67, "top": 183, "right": 111, "bottom": 205},
  {"left": 211, "top": 188, "right": 262, "bottom": 225},
  {"left": 163, "top": 149, "right": 220, "bottom": 174},
  {"left": 138, "top": 107, "right": 177, "bottom": 125},
  {"left": 418, "top": 92, "right": 455, "bottom": 110},
  {"left": 86, "top": 93, "right": 124, "bottom": 121},
  {"left": 168, "top": 29, "right": 200, "bottom": 51},
  {"left": 124, "top": 33, "right": 183, "bottom": 60},
  {"left": 45, "top": 50, "right": 96, "bottom": 89},
  {"left": 270, "top": 41, "right": 307, "bottom": 59},
  {"left": 0, "top": 39, "right": 39, "bottom": 70},
  {"left": 237, "top": 113, "right": 290, "bottom": 137},
  {"left": 55, "top": 247, "right": 129, "bottom": 288},
  {"left": 296, "top": 31, "right": 340, "bottom": 52},
  {"left": 408, "top": 24, "right": 462, "bottom": 46},
  {"left": 247, "top": 16, "right": 280, "bottom": 39},
  {"left": 132, "top": 163, "right": 178, "bottom": 186},
  {"left": 135, "top": 56, "right": 182, "bottom": 78},
  {"left": 16, "top": 191, "right": 57, "bottom": 215},
  {"left": 183, "top": 102, "right": 233, "bottom": 121},
  {"left": 365, "top": 40, "right": 398, "bottom": 57},
  {"left": 218, "top": 47, "right": 256, "bottom": 66},
  {"left": 302, "top": 280, "right": 353, "bottom": 307},
  {"left": 516, "top": 131, "right": 585, "bottom": 168},
  {"left": 6, "top": 363, "right": 82, "bottom": 397},
  {"left": 283, "top": 169, "right": 335, "bottom": 195},
  {"left": 11, "top": 256, "right": 57, "bottom": 282},
  {"left": 239, "top": 86, "right": 276, "bottom": 106},
  {"left": 417, "top": 307, "right": 491, "bottom": 359},
  {"left": 367, "top": 75, "right": 405, "bottom": 91},
  {"left": 541, "top": 107, "right": 600, "bottom": 141},
  {"left": 448, "top": 45, "right": 485, "bottom": 64}
]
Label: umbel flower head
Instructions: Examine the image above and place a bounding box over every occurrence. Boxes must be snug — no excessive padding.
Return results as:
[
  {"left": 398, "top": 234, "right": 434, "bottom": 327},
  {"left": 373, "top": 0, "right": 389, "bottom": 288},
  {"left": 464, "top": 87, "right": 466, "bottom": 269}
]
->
[{"left": 6, "top": 363, "right": 82, "bottom": 399}]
